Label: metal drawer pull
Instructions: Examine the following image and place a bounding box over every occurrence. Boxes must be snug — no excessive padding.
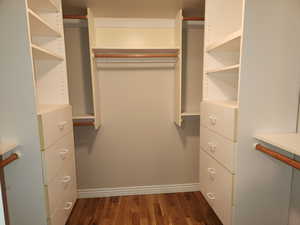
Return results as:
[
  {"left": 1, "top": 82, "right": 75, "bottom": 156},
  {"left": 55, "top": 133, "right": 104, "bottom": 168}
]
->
[
  {"left": 58, "top": 121, "right": 68, "bottom": 130},
  {"left": 207, "top": 193, "right": 215, "bottom": 200},
  {"left": 59, "top": 149, "right": 69, "bottom": 160},
  {"left": 62, "top": 176, "right": 71, "bottom": 183},
  {"left": 64, "top": 202, "right": 73, "bottom": 210}
]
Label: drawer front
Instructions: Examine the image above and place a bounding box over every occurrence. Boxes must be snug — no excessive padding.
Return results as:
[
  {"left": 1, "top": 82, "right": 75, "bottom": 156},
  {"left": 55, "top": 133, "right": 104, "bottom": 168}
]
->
[
  {"left": 43, "top": 132, "right": 75, "bottom": 184},
  {"left": 39, "top": 105, "right": 73, "bottom": 149},
  {"left": 200, "top": 150, "right": 233, "bottom": 225},
  {"left": 200, "top": 126, "right": 236, "bottom": 173},
  {"left": 200, "top": 101, "right": 237, "bottom": 141},
  {"left": 46, "top": 157, "right": 77, "bottom": 218}
]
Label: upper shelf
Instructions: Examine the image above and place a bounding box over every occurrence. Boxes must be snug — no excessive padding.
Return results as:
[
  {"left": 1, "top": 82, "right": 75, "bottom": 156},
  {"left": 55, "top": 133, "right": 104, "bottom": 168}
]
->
[
  {"left": 31, "top": 44, "right": 64, "bottom": 61},
  {"left": 27, "top": 0, "right": 59, "bottom": 12},
  {"left": 0, "top": 142, "right": 18, "bottom": 155},
  {"left": 206, "top": 30, "right": 242, "bottom": 52},
  {"left": 206, "top": 64, "right": 240, "bottom": 74},
  {"left": 93, "top": 48, "right": 179, "bottom": 54},
  {"left": 28, "top": 9, "right": 61, "bottom": 37},
  {"left": 255, "top": 133, "right": 300, "bottom": 157}
]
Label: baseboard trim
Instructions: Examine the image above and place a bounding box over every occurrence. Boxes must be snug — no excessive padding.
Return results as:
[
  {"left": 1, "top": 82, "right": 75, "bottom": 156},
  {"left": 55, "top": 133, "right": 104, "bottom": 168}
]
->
[{"left": 78, "top": 183, "right": 200, "bottom": 199}]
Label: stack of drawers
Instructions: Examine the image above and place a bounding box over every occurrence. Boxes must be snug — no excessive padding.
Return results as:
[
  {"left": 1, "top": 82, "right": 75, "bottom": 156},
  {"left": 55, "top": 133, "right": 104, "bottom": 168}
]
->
[
  {"left": 200, "top": 101, "right": 238, "bottom": 225},
  {"left": 38, "top": 105, "right": 77, "bottom": 225}
]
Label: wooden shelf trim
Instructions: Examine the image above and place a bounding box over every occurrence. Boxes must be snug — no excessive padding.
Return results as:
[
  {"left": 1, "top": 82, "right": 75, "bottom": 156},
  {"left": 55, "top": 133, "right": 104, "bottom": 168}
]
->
[
  {"left": 63, "top": 15, "right": 87, "bottom": 19},
  {"left": 0, "top": 153, "right": 19, "bottom": 169},
  {"left": 255, "top": 144, "right": 300, "bottom": 170},
  {"left": 94, "top": 54, "right": 178, "bottom": 58},
  {"left": 183, "top": 17, "right": 205, "bottom": 21}
]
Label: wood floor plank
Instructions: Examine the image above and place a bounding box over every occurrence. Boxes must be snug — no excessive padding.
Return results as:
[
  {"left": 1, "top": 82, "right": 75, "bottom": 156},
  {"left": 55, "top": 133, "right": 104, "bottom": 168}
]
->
[{"left": 66, "top": 192, "right": 223, "bottom": 225}]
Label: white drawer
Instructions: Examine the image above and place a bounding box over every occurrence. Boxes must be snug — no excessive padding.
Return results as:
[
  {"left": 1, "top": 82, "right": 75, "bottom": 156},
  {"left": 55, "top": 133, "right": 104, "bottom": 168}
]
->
[
  {"left": 200, "top": 150, "right": 233, "bottom": 225},
  {"left": 200, "top": 126, "right": 236, "bottom": 173},
  {"left": 46, "top": 157, "right": 76, "bottom": 218},
  {"left": 42, "top": 132, "right": 75, "bottom": 184},
  {"left": 38, "top": 105, "right": 73, "bottom": 149},
  {"left": 200, "top": 101, "right": 238, "bottom": 141}
]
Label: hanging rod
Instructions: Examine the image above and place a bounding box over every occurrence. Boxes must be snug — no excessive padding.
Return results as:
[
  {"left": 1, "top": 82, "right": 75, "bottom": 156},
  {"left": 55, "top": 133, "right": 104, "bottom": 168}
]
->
[
  {"left": 94, "top": 54, "right": 178, "bottom": 58},
  {"left": 255, "top": 144, "right": 300, "bottom": 170},
  {"left": 0, "top": 153, "right": 19, "bottom": 169},
  {"left": 73, "top": 121, "right": 94, "bottom": 127},
  {"left": 183, "top": 17, "right": 205, "bottom": 21},
  {"left": 63, "top": 15, "right": 87, "bottom": 20}
]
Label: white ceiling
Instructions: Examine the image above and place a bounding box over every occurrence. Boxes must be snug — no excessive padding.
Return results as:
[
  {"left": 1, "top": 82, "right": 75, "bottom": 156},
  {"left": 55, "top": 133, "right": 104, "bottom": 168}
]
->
[{"left": 62, "top": 0, "right": 205, "bottom": 18}]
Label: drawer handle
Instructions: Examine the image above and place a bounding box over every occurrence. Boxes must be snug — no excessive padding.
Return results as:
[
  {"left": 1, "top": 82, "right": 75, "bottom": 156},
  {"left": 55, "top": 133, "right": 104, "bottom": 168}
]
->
[
  {"left": 207, "top": 192, "right": 215, "bottom": 200},
  {"left": 208, "top": 115, "right": 217, "bottom": 125},
  {"left": 208, "top": 142, "right": 217, "bottom": 153},
  {"left": 59, "top": 149, "right": 69, "bottom": 160},
  {"left": 62, "top": 176, "right": 71, "bottom": 183},
  {"left": 58, "top": 121, "right": 68, "bottom": 130},
  {"left": 64, "top": 202, "right": 73, "bottom": 210}
]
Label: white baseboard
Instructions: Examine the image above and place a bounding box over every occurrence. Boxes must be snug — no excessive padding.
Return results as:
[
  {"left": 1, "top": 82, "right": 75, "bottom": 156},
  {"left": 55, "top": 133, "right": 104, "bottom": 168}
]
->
[{"left": 78, "top": 183, "right": 200, "bottom": 199}]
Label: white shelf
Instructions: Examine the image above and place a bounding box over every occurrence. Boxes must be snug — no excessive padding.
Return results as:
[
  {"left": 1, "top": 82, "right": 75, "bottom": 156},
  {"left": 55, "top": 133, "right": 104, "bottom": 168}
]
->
[
  {"left": 206, "top": 30, "right": 242, "bottom": 52},
  {"left": 93, "top": 48, "right": 179, "bottom": 54},
  {"left": 0, "top": 142, "right": 18, "bottom": 155},
  {"left": 206, "top": 64, "right": 240, "bottom": 74},
  {"left": 181, "top": 112, "right": 200, "bottom": 117},
  {"left": 27, "top": 0, "right": 59, "bottom": 12},
  {"left": 203, "top": 100, "right": 238, "bottom": 109},
  {"left": 28, "top": 9, "right": 61, "bottom": 37},
  {"left": 254, "top": 133, "right": 300, "bottom": 157},
  {"left": 31, "top": 44, "right": 64, "bottom": 61},
  {"left": 73, "top": 114, "right": 95, "bottom": 120},
  {"left": 37, "top": 104, "right": 69, "bottom": 115}
]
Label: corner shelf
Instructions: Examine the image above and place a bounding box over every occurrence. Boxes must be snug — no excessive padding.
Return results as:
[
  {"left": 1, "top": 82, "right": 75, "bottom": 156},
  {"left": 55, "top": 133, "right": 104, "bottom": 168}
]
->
[
  {"left": 206, "top": 30, "right": 242, "bottom": 52},
  {"left": 254, "top": 133, "right": 300, "bottom": 157},
  {"left": 27, "top": 0, "right": 59, "bottom": 12},
  {"left": 0, "top": 142, "right": 18, "bottom": 155},
  {"left": 28, "top": 9, "right": 61, "bottom": 37},
  {"left": 181, "top": 112, "right": 200, "bottom": 117},
  {"left": 204, "top": 100, "right": 238, "bottom": 109},
  {"left": 206, "top": 64, "right": 240, "bottom": 74},
  {"left": 73, "top": 114, "right": 95, "bottom": 120},
  {"left": 31, "top": 44, "right": 64, "bottom": 61},
  {"left": 37, "top": 104, "right": 69, "bottom": 115}
]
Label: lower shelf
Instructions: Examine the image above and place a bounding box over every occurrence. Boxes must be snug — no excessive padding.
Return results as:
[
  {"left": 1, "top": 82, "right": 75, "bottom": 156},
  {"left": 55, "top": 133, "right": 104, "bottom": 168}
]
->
[
  {"left": 73, "top": 114, "right": 95, "bottom": 120},
  {"left": 181, "top": 112, "right": 200, "bottom": 117}
]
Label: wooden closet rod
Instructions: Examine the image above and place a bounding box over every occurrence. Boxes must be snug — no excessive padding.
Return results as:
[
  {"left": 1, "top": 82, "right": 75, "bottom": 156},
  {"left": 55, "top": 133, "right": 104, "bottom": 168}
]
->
[
  {"left": 63, "top": 15, "right": 87, "bottom": 19},
  {"left": 94, "top": 54, "right": 178, "bottom": 58},
  {"left": 255, "top": 144, "right": 300, "bottom": 170},
  {"left": 183, "top": 17, "right": 205, "bottom": 21},
  {"left": 0, "top": 153, "right": 19, "bottom": 169}
]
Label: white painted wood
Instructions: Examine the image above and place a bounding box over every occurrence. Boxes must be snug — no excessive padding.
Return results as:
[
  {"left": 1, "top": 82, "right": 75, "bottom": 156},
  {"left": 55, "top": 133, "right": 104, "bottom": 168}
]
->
[
  {"left": 181, "top": 112, "right": 200, "bottom": 117},
  {"left": 95, "top": 18, "right": 175, "bottom": 28},
  {"left": 206, "top": 30, "right": 242, "bottom": 52},
  {"left": 200, "top": 150, "right": 233, "bottom": 225},
  {"left": 200, "top": 101, "right": 238, "bottom": 141},
  {"left": 31, "top": 44, "right": 64, "bottom": 61},
  {"left": 27, "top": 0, "right": 59, "bottom": 13},
  {"left": 174, "top": 9, "right": 183, "bottom": 126},
  {"left": 0, "top": 142, "right": 18, "bottom": 155},
  {"left": 88, "top": 8, "right": 101, "bottom": 129},
  {"left": 42, "top": 132, "right": 75, "bottom": 184},
  {"left": 254, "top": 133, "right": 300, "bottom": 157},
  {"left": 200, "top": 126, "right": 236, "bottom": 173},
  {"left": 78, "top": 183, "right": 201, "bottom": 198},
  {"left": 27, "top": 9, "right": 61, "bottom": 37},
  {"left": 206, "top": 64, "right": 239, "bottom": 74},
  {"left": 93, "top": 48, "right": 179, "bottom": 53}
]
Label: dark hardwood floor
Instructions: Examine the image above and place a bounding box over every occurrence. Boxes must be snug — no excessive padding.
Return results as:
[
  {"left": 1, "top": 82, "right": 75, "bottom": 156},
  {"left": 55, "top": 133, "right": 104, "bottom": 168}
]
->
[{"left": 66, "top": 192, "right": 222, "bottom": 225}]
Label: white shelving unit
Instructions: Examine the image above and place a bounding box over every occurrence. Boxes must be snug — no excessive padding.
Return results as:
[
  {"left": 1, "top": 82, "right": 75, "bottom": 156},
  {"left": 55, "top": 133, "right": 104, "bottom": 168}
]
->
[
  {"left": 0, "top": 142, "right": 18, "bottom": 155},
  {"left": 206, "top": 30, "right": 242, "bottom": 52},
  {"left": 31, "top": 44, "right": 63, "bottom": 60},
  {"left": 206, "top": 64, "right": 239, "bottom": 74},
  {"left": 27, "top": 0, "right": 59, "bottom": 12},
  {"left": 255, "top": 133, "right": 300, "bottom": 157}
]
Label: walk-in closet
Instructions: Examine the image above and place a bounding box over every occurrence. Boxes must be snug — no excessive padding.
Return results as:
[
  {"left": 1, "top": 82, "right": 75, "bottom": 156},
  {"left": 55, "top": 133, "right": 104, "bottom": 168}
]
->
[{"left": 1, "top": 0, "right": 300, "bottom": 225}]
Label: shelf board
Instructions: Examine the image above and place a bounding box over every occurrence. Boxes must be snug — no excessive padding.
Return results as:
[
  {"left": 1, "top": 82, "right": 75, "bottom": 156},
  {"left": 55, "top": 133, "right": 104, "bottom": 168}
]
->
[
  {"left": 181, "top": 112, "right": 200, "bottom": 117},
  {"left": 31, "top": 44, "right": 64, "bottom": 61},
  {"left": 73, "top": 114, "right": 95, "bottom": 120},
  {"left": 37, "top": 104, "right": 69, "bottom": 115},
  {"left": 93, "top": 48, "right": 179, "bottom": 54},
  {"left": 27, "top": 0, "right": 59, "bottom": 12},
  {"left": 254, "top": 133, "right": 300, "bottom": 157},
  {"left": 28, "top": 9, "right": 61, "bottom": 37},
  {"left": 203, "top": 100, "right": 238, "bottom": 109},
  {"left": 0, "top": 142, "right": 18, "bottom": 155},
  {"left": 206, "top": 64, "right": 240, "bottom": 74},
  {"left": 206, "top": 30, "right": 242, "bottom": 52}
]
